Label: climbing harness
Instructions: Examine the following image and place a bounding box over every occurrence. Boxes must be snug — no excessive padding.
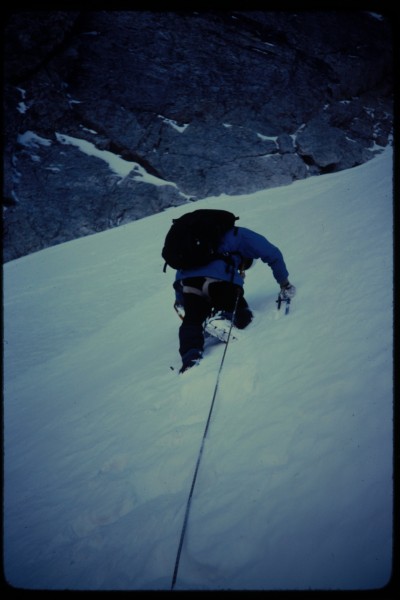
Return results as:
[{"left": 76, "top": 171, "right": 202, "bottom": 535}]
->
[{"left": 172, "top": 257, "right": 251, "bottom": 322}]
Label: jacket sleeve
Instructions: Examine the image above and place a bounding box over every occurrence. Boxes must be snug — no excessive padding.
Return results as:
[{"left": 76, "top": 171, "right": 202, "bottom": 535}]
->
[{"left": 237, "top": 227, "right": 289, "bottom": 285}]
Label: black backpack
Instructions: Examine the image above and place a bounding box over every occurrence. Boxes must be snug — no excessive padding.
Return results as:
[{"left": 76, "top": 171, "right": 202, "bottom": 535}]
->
[{"left": 162, "top": 209, "right": 239, "bottom": 271}]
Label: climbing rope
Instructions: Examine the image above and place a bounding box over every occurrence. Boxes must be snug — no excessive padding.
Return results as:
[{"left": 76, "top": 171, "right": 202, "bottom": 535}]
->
[{"left": 170, "top": 289, "right": 241, "bottom": 590}]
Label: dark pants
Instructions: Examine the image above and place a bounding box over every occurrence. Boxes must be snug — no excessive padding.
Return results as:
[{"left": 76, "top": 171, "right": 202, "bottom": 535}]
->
[{"left": 178, "top": 278, "right": 253, "bottom": 359}]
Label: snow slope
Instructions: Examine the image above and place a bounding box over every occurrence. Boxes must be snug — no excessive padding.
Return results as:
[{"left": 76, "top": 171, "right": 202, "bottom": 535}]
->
[{"left": 3, "top": 147, "right": 393, "bottom": 591}]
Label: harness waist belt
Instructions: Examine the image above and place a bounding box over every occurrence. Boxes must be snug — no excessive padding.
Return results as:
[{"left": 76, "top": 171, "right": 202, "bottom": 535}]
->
[{"left": 182, "top": 277, "right": 221, "bottom": 299}]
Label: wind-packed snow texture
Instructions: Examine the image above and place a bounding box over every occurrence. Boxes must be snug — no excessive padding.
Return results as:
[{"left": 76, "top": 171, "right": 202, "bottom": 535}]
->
[{"left": 3, "top": 147, "right": 393, "bottom": 591}]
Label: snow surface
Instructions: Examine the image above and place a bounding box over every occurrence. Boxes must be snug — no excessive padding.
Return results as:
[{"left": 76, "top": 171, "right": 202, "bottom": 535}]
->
[{"left": 3, "top": 147, "right": 393, "bottom": 591}]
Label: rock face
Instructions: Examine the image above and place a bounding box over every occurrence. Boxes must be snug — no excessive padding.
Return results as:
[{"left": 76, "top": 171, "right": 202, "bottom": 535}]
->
[{"left": 3, "top": 10, "right": 393, "bottom": 262}]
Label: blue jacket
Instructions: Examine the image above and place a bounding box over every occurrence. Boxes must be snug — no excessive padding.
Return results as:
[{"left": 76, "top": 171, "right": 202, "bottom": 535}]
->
[{"left": 175, "top": 226, "right": 289, "bottom": 287}]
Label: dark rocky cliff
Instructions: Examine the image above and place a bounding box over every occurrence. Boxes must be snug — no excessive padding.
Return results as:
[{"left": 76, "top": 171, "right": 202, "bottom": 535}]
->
[{"left": 3, "top": 10, "right": 393, "bottom": 262}]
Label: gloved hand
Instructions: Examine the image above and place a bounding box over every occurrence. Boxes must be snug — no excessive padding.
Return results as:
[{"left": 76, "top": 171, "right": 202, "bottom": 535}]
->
[{"left": 279, "top": 280, "right": 296, "bottom": 299}]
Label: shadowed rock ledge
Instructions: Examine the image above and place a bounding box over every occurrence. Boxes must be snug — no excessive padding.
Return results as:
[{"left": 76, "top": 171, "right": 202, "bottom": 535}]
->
[{"left": 3, "top": 10, "right": 393, "bottom": 262}]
